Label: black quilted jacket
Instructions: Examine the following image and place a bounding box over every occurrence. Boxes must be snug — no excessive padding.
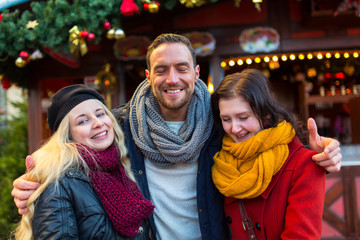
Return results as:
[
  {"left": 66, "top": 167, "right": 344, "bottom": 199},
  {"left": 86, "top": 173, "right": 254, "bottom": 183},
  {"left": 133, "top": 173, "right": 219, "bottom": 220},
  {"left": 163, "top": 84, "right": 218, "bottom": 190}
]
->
[{"left": 32, "top": 168, "right": 152, "bottom": 240}]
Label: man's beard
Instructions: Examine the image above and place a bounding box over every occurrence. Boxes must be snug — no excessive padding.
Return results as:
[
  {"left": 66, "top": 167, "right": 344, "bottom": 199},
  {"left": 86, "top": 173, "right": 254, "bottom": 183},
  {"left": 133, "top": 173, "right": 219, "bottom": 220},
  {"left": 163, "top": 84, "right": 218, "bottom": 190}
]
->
[{"left": 153, "top": 85, "right": 192, "bottom": 111}]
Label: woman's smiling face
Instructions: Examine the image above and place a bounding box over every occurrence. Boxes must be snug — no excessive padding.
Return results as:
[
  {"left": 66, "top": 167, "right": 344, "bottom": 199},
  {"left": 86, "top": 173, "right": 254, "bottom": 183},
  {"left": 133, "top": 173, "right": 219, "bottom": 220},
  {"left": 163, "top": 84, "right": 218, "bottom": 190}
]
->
[
  {"left": 219, "top": 96, "right": 261, "bottom": 143},
  {"left": 68, "top": 99, "right": 114, "bottom": 151}
]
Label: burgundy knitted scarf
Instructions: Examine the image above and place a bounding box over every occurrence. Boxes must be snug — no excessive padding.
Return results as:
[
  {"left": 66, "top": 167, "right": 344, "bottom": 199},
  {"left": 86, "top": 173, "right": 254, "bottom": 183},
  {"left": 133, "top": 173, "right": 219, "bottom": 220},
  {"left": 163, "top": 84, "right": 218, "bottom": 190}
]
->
[{"left": 77, "top": 145, "right": 154, "bottom": 237}]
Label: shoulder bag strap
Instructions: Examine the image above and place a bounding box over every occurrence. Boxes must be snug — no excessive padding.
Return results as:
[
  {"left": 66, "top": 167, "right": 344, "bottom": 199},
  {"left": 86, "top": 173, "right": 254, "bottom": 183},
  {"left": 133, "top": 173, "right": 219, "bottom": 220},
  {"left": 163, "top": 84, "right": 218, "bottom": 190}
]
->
[{"left": 238, "top": 200, "right": 258, "bottom": 240}]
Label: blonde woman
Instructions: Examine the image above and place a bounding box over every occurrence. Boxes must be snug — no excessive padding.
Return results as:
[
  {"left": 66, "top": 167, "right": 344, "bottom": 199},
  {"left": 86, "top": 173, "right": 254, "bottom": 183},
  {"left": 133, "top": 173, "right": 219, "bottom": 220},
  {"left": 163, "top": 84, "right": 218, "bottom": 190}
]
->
[{"left": 13, "top": 85, "right": 154, "bottom": 240}]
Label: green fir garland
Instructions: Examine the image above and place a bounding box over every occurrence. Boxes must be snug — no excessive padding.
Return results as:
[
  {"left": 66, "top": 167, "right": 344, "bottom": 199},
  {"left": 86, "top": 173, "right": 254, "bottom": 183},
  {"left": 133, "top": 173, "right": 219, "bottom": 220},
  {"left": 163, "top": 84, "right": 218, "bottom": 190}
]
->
[{"left": 1, "top": 0, "right": 211, "bottom": 87}]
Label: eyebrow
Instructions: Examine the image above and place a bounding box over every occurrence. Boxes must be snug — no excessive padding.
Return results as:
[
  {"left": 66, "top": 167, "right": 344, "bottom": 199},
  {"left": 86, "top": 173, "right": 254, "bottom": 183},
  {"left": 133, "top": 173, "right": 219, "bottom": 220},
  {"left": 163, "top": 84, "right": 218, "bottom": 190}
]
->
[
  {"left": 176, "top": 61, "right": 191, "bottom": 66},
  {"left": 220, "top": 111, "right": 252, "bottom": 117},
  {"left": 74, "top": 114, "right": 86, "bottom": 121},
  {"left": 74, "top": 108, "right": 104, "bottom": 120},
  {"left": 153, "top": 61, "right": 191, "bottom": 71}
]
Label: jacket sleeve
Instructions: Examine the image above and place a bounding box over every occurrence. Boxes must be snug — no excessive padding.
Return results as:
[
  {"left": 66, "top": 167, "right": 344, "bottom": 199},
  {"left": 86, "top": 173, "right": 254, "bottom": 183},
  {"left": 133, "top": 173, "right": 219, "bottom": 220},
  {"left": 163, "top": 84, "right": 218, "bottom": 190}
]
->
[
  {"left": 32, "top": 180, "right": 79, "bottom": 239},
  {"left": 281, "top": 148, "right": 326, "bottom": 239}
]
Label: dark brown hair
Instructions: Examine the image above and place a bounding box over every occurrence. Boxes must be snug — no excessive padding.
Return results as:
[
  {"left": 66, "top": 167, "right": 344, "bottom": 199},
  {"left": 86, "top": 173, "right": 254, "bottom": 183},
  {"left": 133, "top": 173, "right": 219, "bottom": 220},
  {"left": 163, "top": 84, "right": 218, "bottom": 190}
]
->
[
  {"left": 146, "top": 33, "right": 197, "bottom": 71},
  {"left": 211, "top": 68, "right": 299, "bottom": 133}
]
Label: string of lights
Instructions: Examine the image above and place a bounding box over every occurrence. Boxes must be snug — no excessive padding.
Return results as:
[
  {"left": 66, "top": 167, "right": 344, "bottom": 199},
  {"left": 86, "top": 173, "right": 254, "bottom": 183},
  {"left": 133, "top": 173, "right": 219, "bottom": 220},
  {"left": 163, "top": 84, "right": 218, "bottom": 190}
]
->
[{"left": 221, "top": 49, "right": 360, "bottom": 69}]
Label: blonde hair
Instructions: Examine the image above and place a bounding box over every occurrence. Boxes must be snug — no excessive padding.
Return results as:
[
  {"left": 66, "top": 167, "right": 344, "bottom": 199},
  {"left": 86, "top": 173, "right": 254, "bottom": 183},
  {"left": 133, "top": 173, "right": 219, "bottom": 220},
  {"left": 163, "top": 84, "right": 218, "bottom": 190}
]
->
[{"left": 13, "top": 101, "right": 134, "bottom": 240}]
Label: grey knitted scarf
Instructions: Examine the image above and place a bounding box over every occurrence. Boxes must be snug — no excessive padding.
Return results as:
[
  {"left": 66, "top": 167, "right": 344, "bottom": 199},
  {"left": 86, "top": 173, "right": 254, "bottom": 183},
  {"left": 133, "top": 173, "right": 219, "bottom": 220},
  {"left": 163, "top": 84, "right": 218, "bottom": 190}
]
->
[{"left": 129, "top": 79, "right": 213, "bottom": 168}]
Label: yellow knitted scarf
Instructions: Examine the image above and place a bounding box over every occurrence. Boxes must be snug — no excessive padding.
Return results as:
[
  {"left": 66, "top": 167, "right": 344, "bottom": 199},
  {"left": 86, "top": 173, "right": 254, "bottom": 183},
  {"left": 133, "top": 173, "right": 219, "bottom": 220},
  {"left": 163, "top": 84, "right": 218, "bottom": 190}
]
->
[{"left": 212, "top": 121, "right": 295, "bottom": 199}]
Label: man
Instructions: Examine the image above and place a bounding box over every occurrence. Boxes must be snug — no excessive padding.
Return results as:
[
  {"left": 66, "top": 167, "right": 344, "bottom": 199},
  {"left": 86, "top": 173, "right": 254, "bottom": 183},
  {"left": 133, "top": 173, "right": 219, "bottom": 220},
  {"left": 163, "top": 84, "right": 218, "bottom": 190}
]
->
[{"left": 12, "top": 33, "right": 342, "bottom": 240}]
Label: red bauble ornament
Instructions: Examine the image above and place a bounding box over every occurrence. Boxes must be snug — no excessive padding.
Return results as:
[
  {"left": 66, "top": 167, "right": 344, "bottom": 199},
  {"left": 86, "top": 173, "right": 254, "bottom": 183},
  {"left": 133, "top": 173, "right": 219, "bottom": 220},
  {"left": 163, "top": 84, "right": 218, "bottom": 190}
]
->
[
  {"left": 87, "top": 33, "right": 95, "bottom": 41},
  {"left": 1, "top": 75, "right": 11, "bottom": 90},
  {"left": 324, "top": 73, "right": 332, "bottom": 79},
  {"left": 143, "top": 3, "right": 149, "bottom": 11},
  {"left": 120, "top": 0, "right": 139, "bottom": 16},
  {"left": 103, "top": 21, "right": 111, "bottom": 30},
  {"left": 19, "top": 51, "right": 29, "bottom": 60},
  {"left": 80, "top": 30, "right": 89, "bottom": 39},
  {"left": 0, "top": 14, "right": 2, "bottom": 21}
]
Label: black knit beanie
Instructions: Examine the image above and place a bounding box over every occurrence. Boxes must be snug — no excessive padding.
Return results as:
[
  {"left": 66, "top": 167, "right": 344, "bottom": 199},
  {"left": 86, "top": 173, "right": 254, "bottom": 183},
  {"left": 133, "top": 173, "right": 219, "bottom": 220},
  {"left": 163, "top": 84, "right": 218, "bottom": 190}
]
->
[{"left": 47, "top": 84, "right": 105, "bottom": 132}]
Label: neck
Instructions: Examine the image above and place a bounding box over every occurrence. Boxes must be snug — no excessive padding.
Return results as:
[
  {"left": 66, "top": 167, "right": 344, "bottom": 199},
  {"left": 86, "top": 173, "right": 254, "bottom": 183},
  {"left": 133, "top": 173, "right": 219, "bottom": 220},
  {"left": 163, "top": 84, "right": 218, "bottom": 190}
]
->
[
  {"left": 159, "top": 98, "right": 192, "bottom": 121},
  {"left": 160, "top": 106, "right": 188, "bottom": 121}
]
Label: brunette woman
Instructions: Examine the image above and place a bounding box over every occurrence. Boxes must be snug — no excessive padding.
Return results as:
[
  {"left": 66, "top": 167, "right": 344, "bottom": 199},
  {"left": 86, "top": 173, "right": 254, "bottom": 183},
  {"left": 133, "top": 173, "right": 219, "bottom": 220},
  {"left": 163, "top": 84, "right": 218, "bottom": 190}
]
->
[{"left": 211, "top": 69, "right": 325, "bottom": 239}]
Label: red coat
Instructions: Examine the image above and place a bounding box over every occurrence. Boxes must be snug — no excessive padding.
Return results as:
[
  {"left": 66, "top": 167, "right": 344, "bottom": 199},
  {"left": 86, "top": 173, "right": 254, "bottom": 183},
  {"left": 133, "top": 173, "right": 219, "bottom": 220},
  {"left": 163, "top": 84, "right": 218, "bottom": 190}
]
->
[{"left": 224, "top": 137, "right": 326, "bottom": 240}]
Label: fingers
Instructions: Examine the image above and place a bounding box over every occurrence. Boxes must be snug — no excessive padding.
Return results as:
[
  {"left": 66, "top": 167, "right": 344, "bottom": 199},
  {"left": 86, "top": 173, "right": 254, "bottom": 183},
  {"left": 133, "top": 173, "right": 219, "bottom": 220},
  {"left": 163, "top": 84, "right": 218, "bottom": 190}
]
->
[
  {"left": 307, "top": 118, "right": 323, "bottom": 153},
  {"left": 11, "top": 183, "right": 37, "bottom": 200},
  {"left": 324, "top": 161, "right": 342, "bottom": 173},
  {"left": 323, "top": 138, "right": 340, "bottom": 155},
  {"left": 313, "top": 146, "right": 341, "bottom": 161},
  {"left": 313, "top": 152, "right": 342, "bottom": 166},
  {"left": 11, "top": 174, "right": 41, "bottom": 215},
  {"left": 14, "top": 197, "right": 31, "bottom": 215},
  {"left": 313, "top": 152, "right": 342, "bottom": 173},
  {"left": 12, "top": 174, "right": 41, "bottom": 192},
  {"left": 18, "top": 208, "right": 29, "bottom": 215},
  {"left": 307, "top": 118, "right": 318, "bottom": 139},
  {"left": 25, "top": 155, "right": 35, "bottom": 171},
  {"left": 11, "top": 186, "right": 35, "bottom": 215}
]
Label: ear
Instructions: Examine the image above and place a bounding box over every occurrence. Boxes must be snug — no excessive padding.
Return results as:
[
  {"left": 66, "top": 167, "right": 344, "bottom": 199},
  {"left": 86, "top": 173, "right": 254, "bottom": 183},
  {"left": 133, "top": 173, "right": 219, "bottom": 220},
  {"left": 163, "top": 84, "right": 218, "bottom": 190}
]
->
[
  {"left": 145, "top": 69, "right": 150, "bottom": 82},
  {"left": 195, "top": 65, "right": 200, "bottom": 82},
  {"left": 263, "top": 114, "right": 272, "bottom": 128}
]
